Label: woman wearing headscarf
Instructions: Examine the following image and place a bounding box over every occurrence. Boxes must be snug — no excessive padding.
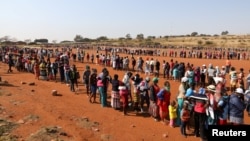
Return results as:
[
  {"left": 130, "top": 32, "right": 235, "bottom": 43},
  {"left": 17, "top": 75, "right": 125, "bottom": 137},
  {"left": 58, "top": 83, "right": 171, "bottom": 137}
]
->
[
  {"left": 131, "top": 73, "right": 142, "bottom": 112},
  {"left": 122, "top": 71, "right": 133, "bottom": 103},
  {"left": 157, "top": 81, "right": 171, "bottom": 124},
  {"left": 176, "top": 77, "right": 188, "bottom": 126},
  {"left": 149, "top": 77, "right": 160, "bottom": 120}
]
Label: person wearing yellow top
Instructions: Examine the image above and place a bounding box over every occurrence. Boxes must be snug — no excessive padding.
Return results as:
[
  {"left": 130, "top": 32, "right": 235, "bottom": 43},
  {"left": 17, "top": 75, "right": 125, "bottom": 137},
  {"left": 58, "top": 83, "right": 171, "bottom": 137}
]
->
[{"left": 169, "top": 100, "right": 177, "bottom": 128}]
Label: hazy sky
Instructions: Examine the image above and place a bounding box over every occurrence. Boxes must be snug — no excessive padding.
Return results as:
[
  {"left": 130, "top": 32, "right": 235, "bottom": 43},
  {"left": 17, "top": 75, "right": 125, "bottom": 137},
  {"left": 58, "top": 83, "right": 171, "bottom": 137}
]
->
[{"left": 1, "top": 0, "right": 250, "bottom": 42}]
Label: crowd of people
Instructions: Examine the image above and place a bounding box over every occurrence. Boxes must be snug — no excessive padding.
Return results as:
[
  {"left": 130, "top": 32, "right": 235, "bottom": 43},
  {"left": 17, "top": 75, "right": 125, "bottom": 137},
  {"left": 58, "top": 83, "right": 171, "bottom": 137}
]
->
[{"left": 1, "top": 45, "right": 250, "bottom": 141}]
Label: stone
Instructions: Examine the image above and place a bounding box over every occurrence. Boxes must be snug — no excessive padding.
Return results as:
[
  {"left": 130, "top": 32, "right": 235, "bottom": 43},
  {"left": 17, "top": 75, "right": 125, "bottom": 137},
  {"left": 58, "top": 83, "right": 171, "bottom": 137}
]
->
[
  {"left": 6, "top": 93, "right": 12, "bottom": 96},
  {"left": 162, "top": 133, "right": 168, "bottom": 138},
  {"left": 92, "top": 127, "right": 99, "bottom": 132},
  {"left": 39, "top": 76, "right": 47, "bottom": 80},
  {"left": 59, "top": 132, "right": 68, "bottom": 136},
  {"left": 51, "top": 90, "right": 57, "bottom": 96},
  {"left": 28, "top": 82, "right": 35, "bottom": 86},
  {"left": 21, "top": 81, "right": 26, "bottom": 84},
  {"left": 31, "top": 89, "right": 35, "bottom": 92},
  {"left": 17, "top": 119, "right": 25, "bottom": 124}
]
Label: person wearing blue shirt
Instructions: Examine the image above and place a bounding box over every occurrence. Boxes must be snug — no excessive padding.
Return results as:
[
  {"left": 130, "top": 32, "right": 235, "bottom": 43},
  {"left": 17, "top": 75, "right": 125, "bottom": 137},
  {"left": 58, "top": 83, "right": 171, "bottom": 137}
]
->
[{"left": 185, "top": 83, "right": 194, "bottom": 98}]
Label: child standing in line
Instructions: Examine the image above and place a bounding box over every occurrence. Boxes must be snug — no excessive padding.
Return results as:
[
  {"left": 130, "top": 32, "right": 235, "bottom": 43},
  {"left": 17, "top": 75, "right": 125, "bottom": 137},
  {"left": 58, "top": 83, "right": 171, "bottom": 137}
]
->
[
  {"left": 180, "top": 103, "right": 190, "bottom": 138},
  {"left": 169, "top": 100, "right": 177, "bottom": 128}
]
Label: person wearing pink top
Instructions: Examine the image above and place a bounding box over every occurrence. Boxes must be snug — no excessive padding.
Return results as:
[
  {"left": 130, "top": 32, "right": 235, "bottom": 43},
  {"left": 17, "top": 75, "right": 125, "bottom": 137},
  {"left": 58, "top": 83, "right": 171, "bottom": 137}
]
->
[{"left": 119, "top": 83, "right": 129, "bottom": 115}]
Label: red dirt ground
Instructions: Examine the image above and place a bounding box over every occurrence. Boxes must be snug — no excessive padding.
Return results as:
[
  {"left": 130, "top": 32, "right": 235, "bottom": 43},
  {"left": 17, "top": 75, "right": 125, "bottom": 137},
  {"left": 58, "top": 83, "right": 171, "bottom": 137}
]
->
[{"left": 0, "top": 49, "right": 249, "bottom": 141}]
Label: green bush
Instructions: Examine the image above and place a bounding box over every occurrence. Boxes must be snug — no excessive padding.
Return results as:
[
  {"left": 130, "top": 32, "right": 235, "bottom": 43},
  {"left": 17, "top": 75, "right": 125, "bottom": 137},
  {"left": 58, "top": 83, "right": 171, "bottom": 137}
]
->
[{"left": 205, "top": 41, "right": 213, "bottom": 45}]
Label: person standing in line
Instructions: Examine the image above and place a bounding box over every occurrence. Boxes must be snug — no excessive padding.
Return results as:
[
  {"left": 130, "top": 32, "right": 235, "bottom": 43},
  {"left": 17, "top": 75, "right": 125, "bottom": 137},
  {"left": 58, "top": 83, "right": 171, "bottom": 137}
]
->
[
  {"left": 176, "top": 77, "right": 188, "bottom": 126},
  {"left": 149, "top": 77, "right": 160, "bottom": 121},
  {"left": 180, "top": 103, "right": 190, "bottom": 138},
  {"left": 89, "top": 69, "right": 98, "bottom": 103},
  {"left": 68, "top": 65, "right": 76, "bottom": 92},
  {"left": 97, "top": 76, "right": 105, "bottom": 107},
  {"left": 119, "top": 83, "right": 129, "bottom": 115},
  {"left": 138, "top": 77, "right": 151, "bottom": 113},
  {"left": 246, "top": 69, "right": 250, "bottom": 90},
  {"left": 169, "top": 100, "right": 177, "bottom": 128},
  {"left": 200, "top": 64, "right": 207, "bottom": 87},
  {"left": 157, "top": 81, "right": 171, "bottom": 124},
  {"left": 83, "top": 65, "right": 91, "bottom": 95},
  {"left": 111, "top": 74, "right": 121, "bottom": 110},
  {"left": 229, "top": 88, "right": 245, "bottom": 125}
]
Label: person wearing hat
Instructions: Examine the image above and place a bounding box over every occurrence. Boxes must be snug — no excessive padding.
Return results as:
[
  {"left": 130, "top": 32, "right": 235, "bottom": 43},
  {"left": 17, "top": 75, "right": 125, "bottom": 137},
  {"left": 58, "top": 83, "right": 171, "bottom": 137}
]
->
[
  {"left": 205, "top": 84, "right": 219, "bottom": 126},
  {"left": 149, "top": 77, "right": 160, "bottom": 120},
  {"left": 229, "top": 88, "right": 245, "bottom": 125}
]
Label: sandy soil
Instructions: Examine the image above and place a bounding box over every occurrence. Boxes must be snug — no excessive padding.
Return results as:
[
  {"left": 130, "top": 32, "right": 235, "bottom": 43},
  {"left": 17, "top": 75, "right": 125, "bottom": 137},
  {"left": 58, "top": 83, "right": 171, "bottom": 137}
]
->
[{"left": 0, "top": 49, "right": 250, "bottom": 141}]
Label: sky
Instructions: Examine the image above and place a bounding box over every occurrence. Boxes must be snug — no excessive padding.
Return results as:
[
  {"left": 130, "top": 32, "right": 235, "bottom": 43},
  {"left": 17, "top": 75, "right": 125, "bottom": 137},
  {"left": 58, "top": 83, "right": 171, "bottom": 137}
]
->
[{"left": 0, "top": 0, "right": 250, "bottom": 42}]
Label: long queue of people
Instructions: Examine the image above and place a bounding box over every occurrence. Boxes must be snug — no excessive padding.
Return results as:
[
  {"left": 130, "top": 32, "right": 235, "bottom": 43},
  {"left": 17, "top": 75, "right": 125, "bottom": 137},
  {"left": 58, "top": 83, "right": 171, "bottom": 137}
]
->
[
  {"left": 1, "top": 46, "right": 250, "bottom": 141},
  {"left": 80, "top": 63, "right": 250, "bottom": 141}
]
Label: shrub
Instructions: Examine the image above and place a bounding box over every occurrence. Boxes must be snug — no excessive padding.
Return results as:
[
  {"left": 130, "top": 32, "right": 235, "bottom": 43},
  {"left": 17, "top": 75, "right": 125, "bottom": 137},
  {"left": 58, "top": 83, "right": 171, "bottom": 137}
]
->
[
  {"left": 197, "top": 40, "right": 203, "bottom": 45},
  {"left": 205, "top": 41, "right": 213, "bottom": 45}
]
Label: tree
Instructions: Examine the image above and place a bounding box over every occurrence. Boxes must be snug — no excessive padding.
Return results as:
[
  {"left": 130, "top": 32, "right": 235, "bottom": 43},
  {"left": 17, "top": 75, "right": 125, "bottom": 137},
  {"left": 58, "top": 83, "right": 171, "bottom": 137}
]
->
[
  {"left": 136, "top": 34, "right": 144, "bottom": 40},
  {"left": 52, "top": 40, "right": 57, "bottom": 44},
  {"left": 221, "top": 31, "right": 229, "bottom": 35},
  {"left": 191, "top": 32, "right": 198, "bottom": 36},
  {"left": 1, "top": 36, "right": 10, "bottom": 42},
  {"left": 125, "top": 34, "right": 132, "bottom": 40},
  {"left": 34, "top": 39, "right": 48, "bottom": 43},
  {"left": 24, "top": 39, "right": 31, "bottom": 45},
  {"left": 147, "top": 36, "right": 155, "bottom": 39},
  {"left": 96, "top": 36, "right": 108, "bottom": 41},
  {"left": 74, "top": 35, "right": 84, "bottom": 42}
]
